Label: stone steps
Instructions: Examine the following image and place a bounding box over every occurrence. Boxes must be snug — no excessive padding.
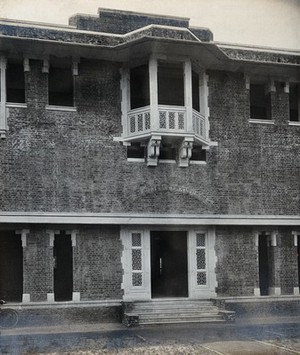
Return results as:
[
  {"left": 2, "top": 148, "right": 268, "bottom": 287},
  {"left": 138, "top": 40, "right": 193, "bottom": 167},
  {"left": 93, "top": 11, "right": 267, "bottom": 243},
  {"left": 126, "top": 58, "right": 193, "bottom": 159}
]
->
[{"left": 122, "top": 299, "right": 234, "bottom": 326}]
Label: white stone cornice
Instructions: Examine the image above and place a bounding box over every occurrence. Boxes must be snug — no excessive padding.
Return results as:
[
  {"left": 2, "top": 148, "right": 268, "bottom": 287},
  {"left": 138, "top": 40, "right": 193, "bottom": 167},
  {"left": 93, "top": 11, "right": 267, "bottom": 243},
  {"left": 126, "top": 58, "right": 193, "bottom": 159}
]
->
[{"left": 0, "top": 212, "right": 300, "bottom": 226}]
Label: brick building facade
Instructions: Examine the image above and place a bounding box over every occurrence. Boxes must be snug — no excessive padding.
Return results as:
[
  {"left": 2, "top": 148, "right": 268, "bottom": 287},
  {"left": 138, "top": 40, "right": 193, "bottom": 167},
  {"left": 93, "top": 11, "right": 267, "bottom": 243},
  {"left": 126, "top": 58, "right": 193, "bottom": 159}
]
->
[{"left": 0, "top": 8, "right": 299, "bottom": 320}]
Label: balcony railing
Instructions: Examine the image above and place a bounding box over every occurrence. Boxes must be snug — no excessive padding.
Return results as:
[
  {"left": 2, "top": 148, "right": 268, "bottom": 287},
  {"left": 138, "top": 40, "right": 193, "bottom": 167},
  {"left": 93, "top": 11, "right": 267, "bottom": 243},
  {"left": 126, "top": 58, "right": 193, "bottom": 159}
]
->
[
  {"left": 127, "top": 105, "right": 208, "bottom": 142},
  {"left": 192, "top": 109, "right": 206, "bottom": 137},
  {"left": 128, "top": 106, "right": 151, "bottom": 135}
]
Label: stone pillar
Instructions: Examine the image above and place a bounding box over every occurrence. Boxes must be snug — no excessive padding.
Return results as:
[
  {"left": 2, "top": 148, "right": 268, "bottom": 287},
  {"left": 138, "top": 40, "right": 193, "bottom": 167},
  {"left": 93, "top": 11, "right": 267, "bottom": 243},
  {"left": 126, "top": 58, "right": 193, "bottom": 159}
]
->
[
  {"left": 292, "top": 232, "right": 300, "bottom": 295},
  {"left": 0, "top": 56, "right": 7, "bottom": 138},
  {"left": 253, "top": 231, "right": 260, "bottom": 296},
  {"left": 46, "top": 230, "right": 60, "bottom": 302},
  {"left": 16, "top": 229, "right": 30, "bottom": 302},
  {"left": 66, "top": 229, "right": 80, "bottom": 302},
  {"left": 268, "top": 231, "right": 281, "bottom": 295}
]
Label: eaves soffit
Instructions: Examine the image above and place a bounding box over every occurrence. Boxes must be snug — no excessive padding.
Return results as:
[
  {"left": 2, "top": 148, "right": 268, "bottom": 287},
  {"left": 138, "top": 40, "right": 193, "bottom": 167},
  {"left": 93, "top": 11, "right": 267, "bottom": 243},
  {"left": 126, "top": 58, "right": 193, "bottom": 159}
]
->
[{"left": 0, "top": 19, "right": 299, "bottom": 77}]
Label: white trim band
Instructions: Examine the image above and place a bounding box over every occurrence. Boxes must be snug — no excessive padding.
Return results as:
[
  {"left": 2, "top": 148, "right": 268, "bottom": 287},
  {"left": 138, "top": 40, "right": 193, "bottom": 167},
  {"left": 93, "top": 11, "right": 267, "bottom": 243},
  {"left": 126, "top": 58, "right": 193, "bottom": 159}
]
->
[{"left": 0, "top": 212, "right": 300, "bottom": 225}]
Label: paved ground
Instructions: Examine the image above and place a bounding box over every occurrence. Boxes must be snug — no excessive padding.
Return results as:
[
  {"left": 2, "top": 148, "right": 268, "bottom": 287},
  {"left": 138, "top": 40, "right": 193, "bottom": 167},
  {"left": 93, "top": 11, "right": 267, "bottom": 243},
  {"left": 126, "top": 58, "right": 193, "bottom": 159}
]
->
[{"left": 1, "top": 318, "right": 300, "bottom": 354}]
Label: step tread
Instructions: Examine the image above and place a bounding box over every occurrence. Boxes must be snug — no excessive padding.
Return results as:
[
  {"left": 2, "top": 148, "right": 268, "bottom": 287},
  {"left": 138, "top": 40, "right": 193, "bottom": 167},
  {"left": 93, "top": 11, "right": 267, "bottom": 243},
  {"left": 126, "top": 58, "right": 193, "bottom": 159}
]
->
[
  {"left": 132, "top": 310, "right": 219, "bottom": 314},
  {"left": 139, "top": 319, "right": 226, "bottom": 325},
  {"left": 139, "top": 314, "right": 223, "bottom": 320}
]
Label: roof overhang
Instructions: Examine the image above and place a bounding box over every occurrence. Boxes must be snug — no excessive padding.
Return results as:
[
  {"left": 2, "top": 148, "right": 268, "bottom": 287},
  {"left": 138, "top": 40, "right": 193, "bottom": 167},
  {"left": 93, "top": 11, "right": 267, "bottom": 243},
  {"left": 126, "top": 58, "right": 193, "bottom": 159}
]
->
[
  {"left": 0, "top": 212, "right": 300, "bottom": 226},
  {"left": 0, "top": 34, "right": 299, "bottom": 79}
]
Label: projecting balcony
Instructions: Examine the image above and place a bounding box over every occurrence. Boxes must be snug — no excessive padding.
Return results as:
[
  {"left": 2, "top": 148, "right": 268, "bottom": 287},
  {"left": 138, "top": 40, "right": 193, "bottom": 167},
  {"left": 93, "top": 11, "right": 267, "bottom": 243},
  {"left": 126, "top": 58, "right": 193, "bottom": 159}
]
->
[
  {"left": 119, "top": 57, "right": 210, "bottom": 166},
  {"left": 126, "top": 105, "right": 208, "bottom": 143}
]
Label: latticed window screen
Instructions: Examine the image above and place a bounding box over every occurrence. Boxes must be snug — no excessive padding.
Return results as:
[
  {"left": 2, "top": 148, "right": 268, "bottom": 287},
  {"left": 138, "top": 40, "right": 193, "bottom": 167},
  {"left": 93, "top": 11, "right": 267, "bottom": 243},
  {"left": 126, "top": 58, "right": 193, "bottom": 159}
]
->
[
  {"left": 131, "top": 232, "right": 143, "bottom": 287},
  {"left": 159, "top": 111, "right": 167, "bottom": 128},
  {"left": 178, "top": 113, "right": 185, "bottom": 130},
  {"left": 137, "top": 114, "right": 143, "bottom": 131},
  {"left": 169, "top": 112, "right": 175, "bottom": 129},
  {"left": 196, "top": 233, "right": 207, "bottom": 285},
  {"left": 145, "top": 112, "right": 151, "bottom": 130},
  {"left": 130, "top": 116, "right": 136, "bottom": 133}
]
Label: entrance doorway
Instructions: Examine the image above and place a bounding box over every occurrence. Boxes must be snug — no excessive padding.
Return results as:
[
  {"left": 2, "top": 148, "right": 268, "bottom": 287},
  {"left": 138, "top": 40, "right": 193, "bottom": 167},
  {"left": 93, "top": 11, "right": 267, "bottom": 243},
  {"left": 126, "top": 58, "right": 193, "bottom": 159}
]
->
[
  {"left": 258, "top": 234, "right": 269, "bottom": 296},
  {"left": 298, "top": 235, "right": 300, "bottom": 292},
  {"left": 0, "top": 231, "right": 23, "bottom": 302},
  {"left": 53, "top": 233, "right": 73, "bottom": 301},
  {"left": 151, "top": 231, "right": 188, "bottom": 298}
]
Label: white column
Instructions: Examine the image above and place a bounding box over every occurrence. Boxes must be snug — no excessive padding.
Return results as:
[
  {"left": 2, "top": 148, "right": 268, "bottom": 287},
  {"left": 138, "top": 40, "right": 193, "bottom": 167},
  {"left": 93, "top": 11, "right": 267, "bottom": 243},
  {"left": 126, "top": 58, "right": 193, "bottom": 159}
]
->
[
  {"left": 200, "top": 73, "right": 210, "bottom": 139},
  {"left": 0, "top": 56, "right": 7, "bottom": 138},
  {"left": 184, "top": 59, "right": 193, "bottom": 132},
  {"left": 120, "top": 66, "right": 130, "bottom": 137},
  {"left": 149, "top": 57, "right": 159, "bottom": 131}
]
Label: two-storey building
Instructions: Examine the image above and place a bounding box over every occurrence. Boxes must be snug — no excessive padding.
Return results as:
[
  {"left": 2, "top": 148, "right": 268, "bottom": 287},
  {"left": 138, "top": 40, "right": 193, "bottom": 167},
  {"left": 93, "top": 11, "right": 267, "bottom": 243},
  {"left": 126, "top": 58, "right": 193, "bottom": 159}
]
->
[{"left": 0, "top": 8, "right": 299, "bottom": 323}]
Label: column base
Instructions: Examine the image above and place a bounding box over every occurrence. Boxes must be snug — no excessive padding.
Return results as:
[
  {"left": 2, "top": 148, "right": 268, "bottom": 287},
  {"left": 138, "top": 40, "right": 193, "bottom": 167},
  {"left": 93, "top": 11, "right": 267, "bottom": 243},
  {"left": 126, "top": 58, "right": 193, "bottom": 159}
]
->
[
  {"left": 254, "top": 287, "right": 260, "bottom": 296},
  {"left": 268, "top": 287, "right": 281, "bottom": 295},
  {"left": 22, "top": 293, "right": 30, "bottom": 303},
  {"left": 72, "top": 292, "right": 80, "bottom": 302},
  {"left": 47, "top": 293, "right": 55, "bottom": 302}
]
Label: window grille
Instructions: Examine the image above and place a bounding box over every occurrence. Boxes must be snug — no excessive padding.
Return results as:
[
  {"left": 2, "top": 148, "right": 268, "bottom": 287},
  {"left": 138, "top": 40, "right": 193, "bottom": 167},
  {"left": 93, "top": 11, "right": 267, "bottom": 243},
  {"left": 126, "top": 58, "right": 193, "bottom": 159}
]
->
[
  {"left": 159, "top": 111, "right": 167, "bottom": 128},
  {"left": 137, "top": 114, "right": 143, "bottom": 131},
  {"left": 169, "top": 112, "right": 175, "bottom": 129},
  {"left": 145, "top": 112, "right": 151, "bottom": 130},
  {"left": 131, "top": 232, "right": 143, "bottom": 287},
  {"left": 196, "top": 233, "right": 207, "bottom": 286},
  {"left": 130, "top": 116, "right": 136, "bottom": 133},
  {"left": 178, "top": 113, "right": 185, "bottom": 130}
]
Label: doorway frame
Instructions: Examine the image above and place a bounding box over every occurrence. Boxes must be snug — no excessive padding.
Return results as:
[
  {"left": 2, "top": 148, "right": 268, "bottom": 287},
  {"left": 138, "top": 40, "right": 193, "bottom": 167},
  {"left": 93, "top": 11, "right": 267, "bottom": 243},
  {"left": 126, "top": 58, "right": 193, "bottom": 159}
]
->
[{"left": 121, "top": 226, "right": 217, "bottom": 301}]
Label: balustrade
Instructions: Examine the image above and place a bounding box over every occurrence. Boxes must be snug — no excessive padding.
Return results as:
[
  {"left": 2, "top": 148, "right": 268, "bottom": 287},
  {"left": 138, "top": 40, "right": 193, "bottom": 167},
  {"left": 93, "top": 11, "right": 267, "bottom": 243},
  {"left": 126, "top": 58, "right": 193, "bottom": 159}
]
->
[{"left": 127, "top": 105, "right": 207, "bottom": 142}]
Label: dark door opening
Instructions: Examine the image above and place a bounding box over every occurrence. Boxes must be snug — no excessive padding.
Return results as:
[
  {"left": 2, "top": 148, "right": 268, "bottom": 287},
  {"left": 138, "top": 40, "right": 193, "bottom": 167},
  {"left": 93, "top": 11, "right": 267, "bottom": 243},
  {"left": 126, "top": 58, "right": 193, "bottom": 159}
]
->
[
  {"left": 54, "top": 233, "right": 73, "bottom": 302},
  {"left": 0, "top": 231, "right": 23, "bottom": 302},
  {"left": 298, "top": 236, "right": 300, "bottom": 292},
  {"left": 151, "top": 231, "right": 188, "bottom": 298},
  {"left": 258, "top": 234, "right": 269, "bottom": 296}
]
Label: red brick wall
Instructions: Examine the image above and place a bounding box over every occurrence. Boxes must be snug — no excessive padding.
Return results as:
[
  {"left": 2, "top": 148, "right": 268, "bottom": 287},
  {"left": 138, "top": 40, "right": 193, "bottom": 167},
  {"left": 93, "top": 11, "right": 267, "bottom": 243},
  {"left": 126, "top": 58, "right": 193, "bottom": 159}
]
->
[{"left": 0, "top": 63, "right": 299, "bottom": 216}]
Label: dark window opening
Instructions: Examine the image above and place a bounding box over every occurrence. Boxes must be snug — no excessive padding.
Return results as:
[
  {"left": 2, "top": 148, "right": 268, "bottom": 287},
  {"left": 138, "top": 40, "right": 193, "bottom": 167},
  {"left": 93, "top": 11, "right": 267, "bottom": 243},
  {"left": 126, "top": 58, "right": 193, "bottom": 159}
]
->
[
  {"left": 6, "top": 61, "right": 25, "bottom": 103},
  {"left": 258, "top": 234, "right": 269, "bottom": 296},
  {"left": 158, "top": 62, "right": 184, "bottom": 106},
  {"left": 159, "top": 143, "right": 176, "bottom": 160},
  {"left": 190, "top": 145, "right": 206, "bottom": 161},
  {"left": 289, "top": 85, "right": 299, "bottom": 122},
  {"left": 127, "top": 142, "right": 145, "bottom": 159},
  {"left": 130, "top": 65, "right": 149, "bottom": 109},
  {"left": 192, "top": 70, "right": 200, "bottom": 111},
  {"left": 49, "top": 66, "right": 74, "bottom": 106},
  {"left": 54, "top": 232, "right": 73, "bottom": 302},
  {"left": 0, "top": 232, "right": 23, "bottom": 302},
  {"left": 250, "top": 84, "right": 271, "bottom": 120}
]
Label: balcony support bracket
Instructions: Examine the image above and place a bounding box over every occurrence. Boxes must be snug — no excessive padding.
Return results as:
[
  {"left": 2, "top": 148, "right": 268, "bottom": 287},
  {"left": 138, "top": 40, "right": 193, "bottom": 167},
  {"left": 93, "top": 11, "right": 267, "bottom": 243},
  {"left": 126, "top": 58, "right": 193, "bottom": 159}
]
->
[
  {"left": 147, "top": 135, "right": 161, "bottom": 167},
  {"left": 178, "top": 137, "right": 193, "bottom": 168}
]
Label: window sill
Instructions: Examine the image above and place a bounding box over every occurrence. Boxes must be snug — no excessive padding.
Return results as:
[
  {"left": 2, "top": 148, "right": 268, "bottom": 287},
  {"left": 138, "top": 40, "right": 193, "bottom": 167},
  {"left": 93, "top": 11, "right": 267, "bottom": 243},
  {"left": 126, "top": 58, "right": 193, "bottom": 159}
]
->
[
  {"left": 190, "top": 161, "right": 207, "bottom": 165},
  {"left": 6, "top": 102, "right": 27, "bottom": 108},
  {"left": 249, "top": 119, "right": 275, "bottom": 125},
  {"left": 46, "top": 105, "right": 77, "bottom": 112},
  {"left": 288, "top": 121, "right": 300, "bottom": 126}
]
